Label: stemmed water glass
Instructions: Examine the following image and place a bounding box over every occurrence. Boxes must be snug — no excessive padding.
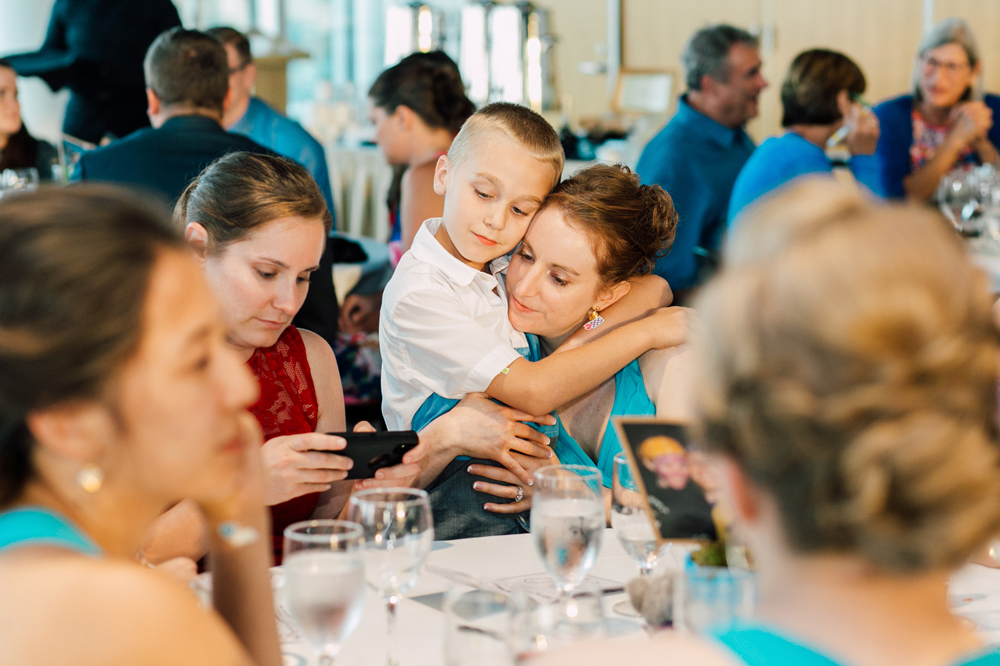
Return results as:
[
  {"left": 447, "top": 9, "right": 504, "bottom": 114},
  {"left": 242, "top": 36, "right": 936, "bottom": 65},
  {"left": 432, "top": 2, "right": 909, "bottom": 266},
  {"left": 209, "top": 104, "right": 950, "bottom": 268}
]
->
[
  {"left": 283, "top": 520, "right": 367, "bottom": 666},
  {"left": 347, "top": 488, "right": 434, "bottom": 666},
  {"left": 530, "top": 465, "right": 605, "bottom": 597},
  {"left": 610, "top": 452, "right": 662, "bottom": 615}
]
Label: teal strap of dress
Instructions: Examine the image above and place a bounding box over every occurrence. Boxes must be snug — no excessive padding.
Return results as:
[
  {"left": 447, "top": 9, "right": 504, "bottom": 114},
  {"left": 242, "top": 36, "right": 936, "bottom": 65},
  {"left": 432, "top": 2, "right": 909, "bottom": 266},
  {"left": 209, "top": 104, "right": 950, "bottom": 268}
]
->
[
  {"left": 0, "top": 506, "right": 101, "bottom": 556},
  {"left": 711, "top": 623, "right": 1000, "bottom": 666},
  {"left": 555, "top": 358, "right": 656, "bottom": 488},
  {"left": 410, "top": 335, "right": 559, "bottom": 442}
]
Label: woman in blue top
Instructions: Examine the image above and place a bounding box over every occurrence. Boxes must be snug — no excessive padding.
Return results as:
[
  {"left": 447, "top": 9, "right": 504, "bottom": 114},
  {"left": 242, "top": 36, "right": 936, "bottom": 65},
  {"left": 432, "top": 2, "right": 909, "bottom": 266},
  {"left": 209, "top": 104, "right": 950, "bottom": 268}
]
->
[
  {"left": 471, "top": 164, "right": 698, "bottom": 521},
  {"left": 874, "top": 18, "right": 1000, "bottom": 201},
  {"left": 535, "top": 180, "right": 1000, "bottom": 666},
  {"left": 727, "top": 49, "right": 881, "bottom": 226},
  {"left": 0, "top": 187, "right": 283, "bottom": 666}
]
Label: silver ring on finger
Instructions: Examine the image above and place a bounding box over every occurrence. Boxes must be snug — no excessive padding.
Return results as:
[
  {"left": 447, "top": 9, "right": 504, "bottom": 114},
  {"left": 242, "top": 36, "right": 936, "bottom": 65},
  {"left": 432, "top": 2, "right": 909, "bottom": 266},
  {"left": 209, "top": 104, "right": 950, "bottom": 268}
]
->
[{"left": 514, "top": 486, "right": 524, "bottom": 502}]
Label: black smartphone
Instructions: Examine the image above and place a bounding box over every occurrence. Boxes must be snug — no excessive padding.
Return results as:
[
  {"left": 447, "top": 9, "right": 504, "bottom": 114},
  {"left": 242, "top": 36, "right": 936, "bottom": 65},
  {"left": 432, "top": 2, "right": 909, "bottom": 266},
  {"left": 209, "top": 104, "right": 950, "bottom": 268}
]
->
[{"left": 325, "top": 430, "right": 420, "bottom": 480}]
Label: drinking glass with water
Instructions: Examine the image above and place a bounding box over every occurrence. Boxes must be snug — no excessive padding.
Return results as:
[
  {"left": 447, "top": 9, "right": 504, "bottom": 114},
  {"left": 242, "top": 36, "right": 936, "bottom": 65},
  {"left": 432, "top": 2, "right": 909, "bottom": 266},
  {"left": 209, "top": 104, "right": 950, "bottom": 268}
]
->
[
  {"left": 610, "top": 452, "right": 663, "bottom": 615},
  {"left": 347, "top": 488, "right": 434, "bottom": 666},
  {"left": 282, "top": 520, "right": 367, "bottom": 666},
  {"left": 530, "top": 465, "right": 605, "bottom": 597}
]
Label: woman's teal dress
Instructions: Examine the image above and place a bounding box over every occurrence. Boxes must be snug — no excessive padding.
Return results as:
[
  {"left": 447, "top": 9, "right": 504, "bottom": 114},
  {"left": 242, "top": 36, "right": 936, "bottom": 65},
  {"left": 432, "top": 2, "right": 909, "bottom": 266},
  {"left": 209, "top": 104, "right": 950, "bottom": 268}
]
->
[
  {"left": 0, "top": 506, "right": 101, "bottom": 556},
  {"left": 710, "top": 622, "right": 1000, "bottom": 666}
]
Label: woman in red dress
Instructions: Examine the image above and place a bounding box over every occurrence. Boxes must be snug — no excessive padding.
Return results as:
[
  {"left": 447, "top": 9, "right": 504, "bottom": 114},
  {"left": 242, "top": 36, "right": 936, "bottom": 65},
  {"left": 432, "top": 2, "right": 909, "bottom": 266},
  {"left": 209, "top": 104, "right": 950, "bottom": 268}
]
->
[{"left": 143, "top": 152, "right": 427, "bottom": 563}]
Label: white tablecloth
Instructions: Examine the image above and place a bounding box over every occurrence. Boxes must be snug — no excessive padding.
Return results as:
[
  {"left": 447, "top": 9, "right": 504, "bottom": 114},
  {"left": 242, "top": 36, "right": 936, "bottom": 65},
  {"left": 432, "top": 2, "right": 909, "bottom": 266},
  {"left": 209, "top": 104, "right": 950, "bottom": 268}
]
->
[
  {"left": 275, "top": 530, "right": 1000, "bottom": 665},
  {"left": 280, "top": 528, "right": 669, "bottom": 666}
]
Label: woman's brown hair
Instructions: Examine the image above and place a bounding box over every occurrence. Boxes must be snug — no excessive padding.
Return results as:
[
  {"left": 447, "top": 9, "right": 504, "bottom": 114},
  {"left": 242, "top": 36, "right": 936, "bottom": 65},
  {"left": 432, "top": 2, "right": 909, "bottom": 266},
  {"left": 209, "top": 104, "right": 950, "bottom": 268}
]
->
[
  {"left": 781, "top": 49, "right": 866, "bottom": 127},
  {"left": 175, "top": 151, "right": 332, "bottom": 252},
  {"left": 540, "top": 163, "right": 677, "bottom": 287},
  {"left": 0, "top": 186, "right": 184, "bottom": 506},
  {"left": 693, "top": 179, "right": 1000, "bottom": 572}
]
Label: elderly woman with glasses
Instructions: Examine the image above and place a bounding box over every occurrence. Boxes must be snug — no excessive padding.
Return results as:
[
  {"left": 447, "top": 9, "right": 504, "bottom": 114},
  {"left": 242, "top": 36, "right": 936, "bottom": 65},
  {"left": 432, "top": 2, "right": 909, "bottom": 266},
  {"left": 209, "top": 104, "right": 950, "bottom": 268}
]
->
[{"left": 874, "top": 17, "right": 1000, "bottom": 201}]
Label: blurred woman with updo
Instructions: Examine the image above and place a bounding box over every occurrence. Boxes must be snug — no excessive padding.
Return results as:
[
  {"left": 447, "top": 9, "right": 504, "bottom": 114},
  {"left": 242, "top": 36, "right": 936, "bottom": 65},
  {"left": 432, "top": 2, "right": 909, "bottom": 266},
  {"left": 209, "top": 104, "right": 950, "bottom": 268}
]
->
[{"left": 537, "top": 178, "right": 1000, "bottom": 666}]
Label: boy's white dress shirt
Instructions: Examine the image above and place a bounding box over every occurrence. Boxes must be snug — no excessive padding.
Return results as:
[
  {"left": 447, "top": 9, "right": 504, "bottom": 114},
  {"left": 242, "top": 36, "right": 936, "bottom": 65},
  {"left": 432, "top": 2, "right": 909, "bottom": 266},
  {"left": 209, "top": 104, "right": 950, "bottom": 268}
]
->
[{"left": 380, "top": 218, "right": 527, "bottom": 430}]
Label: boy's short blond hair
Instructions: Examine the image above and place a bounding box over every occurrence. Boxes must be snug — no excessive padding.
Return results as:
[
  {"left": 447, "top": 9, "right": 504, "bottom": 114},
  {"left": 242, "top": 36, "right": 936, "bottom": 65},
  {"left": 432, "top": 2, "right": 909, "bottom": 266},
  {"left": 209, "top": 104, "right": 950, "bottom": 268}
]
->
[{"left": 447, "top": 102, "right": 564, "bottom": 187}]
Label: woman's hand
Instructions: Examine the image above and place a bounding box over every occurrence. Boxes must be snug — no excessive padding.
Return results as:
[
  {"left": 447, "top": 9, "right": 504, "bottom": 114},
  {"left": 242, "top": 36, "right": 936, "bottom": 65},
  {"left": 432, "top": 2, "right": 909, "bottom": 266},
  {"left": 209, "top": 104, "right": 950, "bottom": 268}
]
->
[
  {"left": 260, "top": 431, "right": 354, "bottom": 506},
  {"left": 351, "top": 435, "right": 432, "bottom": 492},
  {"left": 435, "top": 393, "right": 556, "bottom": 486},
  {"left": 949, "top": 101, "right": 993, "bottom": 148},
  {"left": 844, "top": 105, "right": 880, "bottom": 156},
  {"left": 471, "top": 450, "right": 560, "bottom": 514}
]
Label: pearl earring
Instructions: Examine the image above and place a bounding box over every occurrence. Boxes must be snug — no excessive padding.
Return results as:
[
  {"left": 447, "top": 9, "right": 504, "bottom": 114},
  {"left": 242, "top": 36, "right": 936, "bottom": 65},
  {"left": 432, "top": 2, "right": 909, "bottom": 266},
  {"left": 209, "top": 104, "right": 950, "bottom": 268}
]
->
[{"left": 76, "top": 463, "right": 104, "bottom": 493}]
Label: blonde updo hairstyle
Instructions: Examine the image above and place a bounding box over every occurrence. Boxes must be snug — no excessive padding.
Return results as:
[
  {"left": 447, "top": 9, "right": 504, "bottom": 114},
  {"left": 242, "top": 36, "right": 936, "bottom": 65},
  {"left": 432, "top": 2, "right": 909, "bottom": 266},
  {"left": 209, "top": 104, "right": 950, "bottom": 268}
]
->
[{"left": 693, "top": 179, "right": 1000, "bottom": 572}]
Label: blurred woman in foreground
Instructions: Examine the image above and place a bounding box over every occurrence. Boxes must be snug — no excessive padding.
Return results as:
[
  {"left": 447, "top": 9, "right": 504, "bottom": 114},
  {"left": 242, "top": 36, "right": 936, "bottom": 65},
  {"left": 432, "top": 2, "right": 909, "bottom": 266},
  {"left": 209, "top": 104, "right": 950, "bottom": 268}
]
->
[
  {"left": 539, "top": 179, "right": 1000, "bottom": 666},
  {"left": 0, "top": 186, "right": 281, "bottom": 665}
]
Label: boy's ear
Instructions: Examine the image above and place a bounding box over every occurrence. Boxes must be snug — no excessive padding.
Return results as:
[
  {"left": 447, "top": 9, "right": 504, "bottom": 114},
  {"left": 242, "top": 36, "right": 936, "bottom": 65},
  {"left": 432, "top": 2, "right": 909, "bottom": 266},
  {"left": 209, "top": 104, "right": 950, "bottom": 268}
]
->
[{"left": 432, "top": 154, "right": 450, "bottom": 196}]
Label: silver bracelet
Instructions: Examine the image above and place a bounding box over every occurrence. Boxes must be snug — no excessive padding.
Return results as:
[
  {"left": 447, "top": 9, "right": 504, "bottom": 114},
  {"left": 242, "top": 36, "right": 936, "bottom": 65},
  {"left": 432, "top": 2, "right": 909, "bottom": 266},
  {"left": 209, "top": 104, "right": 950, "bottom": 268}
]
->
[{"left": 217, "top": 521, "right": 260, "bottom": 548}]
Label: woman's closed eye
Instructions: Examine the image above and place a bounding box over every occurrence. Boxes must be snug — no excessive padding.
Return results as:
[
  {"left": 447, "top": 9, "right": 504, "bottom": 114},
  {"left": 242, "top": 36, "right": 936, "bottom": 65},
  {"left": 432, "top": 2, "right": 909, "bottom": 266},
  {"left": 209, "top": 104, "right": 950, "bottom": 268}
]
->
[
  {"left": 296, "top": 273, "right": 313, "bottom": 284},
  {"left": 550, "top": 273, "right": 568, "bottom": 287},
  {"left": 517, "top": 248, "right": 535, "bottom": 263},
  {"left": 256, "top": 269, "right": 277, "bottom": 280}
]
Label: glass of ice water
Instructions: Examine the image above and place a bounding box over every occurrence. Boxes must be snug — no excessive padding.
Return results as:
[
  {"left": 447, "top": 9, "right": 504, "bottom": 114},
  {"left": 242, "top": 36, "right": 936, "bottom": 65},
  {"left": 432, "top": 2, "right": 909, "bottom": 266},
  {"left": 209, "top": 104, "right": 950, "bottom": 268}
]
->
[
  {"left": 530, "top": 465, "right": 605, "bottom": 597},
  {"left": 282, "top": 520, "right": 366, "bottom": 666},
  {"left": 347, "top": 488, "right": 434, "bottom": 666},
  {"left": 610, "top": 452, "right": 661, "bottom": 615}
]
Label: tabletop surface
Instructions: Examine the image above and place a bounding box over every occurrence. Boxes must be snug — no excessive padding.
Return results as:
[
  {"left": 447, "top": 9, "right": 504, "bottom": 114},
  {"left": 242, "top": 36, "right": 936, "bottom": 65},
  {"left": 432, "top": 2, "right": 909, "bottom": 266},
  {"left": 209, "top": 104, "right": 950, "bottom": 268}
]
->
[
  {"left": 274, "top": 529, "right": 1000, "bottom": 666},
  {"left": 279, "top": 528, "right": 662, "bottom": 666}
]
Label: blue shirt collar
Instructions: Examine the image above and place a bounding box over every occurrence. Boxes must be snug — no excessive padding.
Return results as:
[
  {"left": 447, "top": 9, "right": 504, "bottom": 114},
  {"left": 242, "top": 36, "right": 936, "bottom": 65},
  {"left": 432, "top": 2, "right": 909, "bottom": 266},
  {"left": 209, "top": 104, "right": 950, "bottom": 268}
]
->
[{"left": 675, "top": 95, "right": 749, "bottom": 149}]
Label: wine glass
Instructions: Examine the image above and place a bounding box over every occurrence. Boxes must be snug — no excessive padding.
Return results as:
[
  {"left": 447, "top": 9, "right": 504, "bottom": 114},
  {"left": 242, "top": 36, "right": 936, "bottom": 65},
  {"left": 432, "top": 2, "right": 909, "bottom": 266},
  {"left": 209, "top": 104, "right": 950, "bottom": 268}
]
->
[
  {"left": 282, "top": 520, "right": 366, "bottom": 666},
  {"left": 0, "top": 167, "right": 40, "bottom": 196},
  {"left": 609, "top": 452, "right": 661, "bottom": 616},
  {"left": 347, "top": 488, "right": 434, "bottom": 666},
  {"left": 530, "top": 465, "right": 604, "bottom": 597},
  {"left": 938, "top": 167, "right": 982, "bottom": 237}
]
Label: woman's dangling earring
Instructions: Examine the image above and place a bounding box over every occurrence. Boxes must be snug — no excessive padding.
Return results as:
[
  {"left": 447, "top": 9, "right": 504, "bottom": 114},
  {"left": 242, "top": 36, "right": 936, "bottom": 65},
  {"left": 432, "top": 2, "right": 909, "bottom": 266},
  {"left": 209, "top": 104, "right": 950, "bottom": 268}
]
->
[
  {"left": 76, "top": 463, "right": 104, "bottom": 493},
  {"left": 584, "top": 308, "right": 605, "bottom": 331}
]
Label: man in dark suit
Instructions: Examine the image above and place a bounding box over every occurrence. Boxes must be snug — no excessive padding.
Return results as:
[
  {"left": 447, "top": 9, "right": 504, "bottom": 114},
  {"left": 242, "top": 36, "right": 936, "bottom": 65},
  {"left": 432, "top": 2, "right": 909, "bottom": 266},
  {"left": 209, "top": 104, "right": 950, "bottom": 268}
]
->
[
  {"left": 5, "top": 0, "right": 182, "bottom": 144},
  {"left": 71, "top": 28, "right": 274, "bottom": 205}
]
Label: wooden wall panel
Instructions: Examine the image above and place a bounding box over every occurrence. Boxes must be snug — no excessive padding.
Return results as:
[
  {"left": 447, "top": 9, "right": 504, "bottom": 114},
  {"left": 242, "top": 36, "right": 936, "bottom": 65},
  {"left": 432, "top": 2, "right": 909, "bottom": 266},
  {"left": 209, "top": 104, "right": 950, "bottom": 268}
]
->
[
  {"left": 759, "top": 0, "right": 924, "bottom": 137},
  {"left": 538, "top": 0, "right": 613, "bottom": 122},
  {"left": 934, "top": 0, "right": 1000, "bottom": 94}
]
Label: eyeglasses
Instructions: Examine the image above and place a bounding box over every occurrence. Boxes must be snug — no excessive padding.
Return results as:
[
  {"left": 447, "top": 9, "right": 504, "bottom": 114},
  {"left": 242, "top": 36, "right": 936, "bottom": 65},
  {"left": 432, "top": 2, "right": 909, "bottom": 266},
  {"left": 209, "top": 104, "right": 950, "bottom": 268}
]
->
[{"left": 922, "top": 56, "right": 970, "bottom": 75}]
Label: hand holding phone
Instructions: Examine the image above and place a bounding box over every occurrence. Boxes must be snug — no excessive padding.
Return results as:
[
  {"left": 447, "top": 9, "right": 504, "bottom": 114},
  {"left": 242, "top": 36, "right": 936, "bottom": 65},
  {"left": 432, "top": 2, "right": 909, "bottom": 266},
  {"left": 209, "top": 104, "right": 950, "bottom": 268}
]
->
[
  {"left": 260, "top": 432, "right": 353, "bottom": 505},
  {"left": 325, "top": 430, "right": 421, "bottom": 480}
]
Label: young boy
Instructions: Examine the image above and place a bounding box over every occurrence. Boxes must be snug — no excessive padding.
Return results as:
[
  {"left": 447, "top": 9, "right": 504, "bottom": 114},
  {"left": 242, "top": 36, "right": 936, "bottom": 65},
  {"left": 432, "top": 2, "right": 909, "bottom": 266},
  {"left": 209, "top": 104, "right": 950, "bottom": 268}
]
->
[{"left": 381, "top": 102, "right": 683, "bottom": 434}]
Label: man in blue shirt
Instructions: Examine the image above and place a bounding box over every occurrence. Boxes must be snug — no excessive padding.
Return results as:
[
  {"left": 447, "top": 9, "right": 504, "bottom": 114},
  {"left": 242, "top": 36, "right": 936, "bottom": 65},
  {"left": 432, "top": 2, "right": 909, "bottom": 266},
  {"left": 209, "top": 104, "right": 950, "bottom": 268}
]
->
[
  {"left": 636, "top": 25, "right": 767, "bottom": 300},
  {"left": 208, "top": 27, "right": 335, "bottom": 213}
]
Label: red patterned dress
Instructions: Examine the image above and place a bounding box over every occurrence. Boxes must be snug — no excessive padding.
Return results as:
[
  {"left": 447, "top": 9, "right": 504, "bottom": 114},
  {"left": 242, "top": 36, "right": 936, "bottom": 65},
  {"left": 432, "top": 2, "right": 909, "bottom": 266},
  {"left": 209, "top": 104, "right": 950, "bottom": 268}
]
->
[{"left": 247, "top": 326, "right": 320, "bottom": 563}]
